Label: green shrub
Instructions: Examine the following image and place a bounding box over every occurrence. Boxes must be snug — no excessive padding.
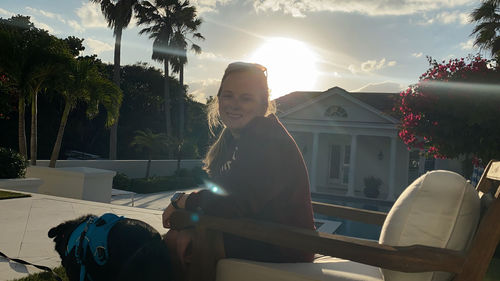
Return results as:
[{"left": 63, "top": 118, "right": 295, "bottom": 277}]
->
[
  {"left": 191, "top": 166, "right": 208, "bottom": 184},
  {"left": 129, "top": 176, "right": 178, "bottom": 193},
  {"left": 0, "top": 147, "right": 27, "bottom": 179},
  {"left": 113, "top": 172, "right": 131, "bottom": 189},
  {"left": 114, "top": 166, "right": 206, "bottom": 194},
  {"left": 174, "top": 168, "right": 191, "bottom": 177}
]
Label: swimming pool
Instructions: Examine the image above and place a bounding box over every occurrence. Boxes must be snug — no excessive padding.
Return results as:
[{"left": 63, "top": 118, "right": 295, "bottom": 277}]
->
[{"left": 312, "top": 193, "right": 394, "bottom": 240}]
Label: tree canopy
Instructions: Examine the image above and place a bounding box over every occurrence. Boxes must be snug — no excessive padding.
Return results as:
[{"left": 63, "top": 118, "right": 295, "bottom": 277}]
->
[
  {"left": 394, "top": 55, "right": 500, "bottom": 163},
  {"left": 0, "top": 12, "right": 209, "bottom": 162},
  {"left": 470, "top": 0, "right": 500, "bottom": 58}
]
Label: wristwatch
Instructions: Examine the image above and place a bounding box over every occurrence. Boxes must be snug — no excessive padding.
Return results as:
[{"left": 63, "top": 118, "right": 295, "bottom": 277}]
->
[{"left": 170, "top": 192, "right": 185, "bottom": 209}]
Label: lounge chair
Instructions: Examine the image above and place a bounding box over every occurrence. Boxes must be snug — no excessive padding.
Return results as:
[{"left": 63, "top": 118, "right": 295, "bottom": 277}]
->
[{"left": 170, "top": 160, "right": 500, "bottom": 281}]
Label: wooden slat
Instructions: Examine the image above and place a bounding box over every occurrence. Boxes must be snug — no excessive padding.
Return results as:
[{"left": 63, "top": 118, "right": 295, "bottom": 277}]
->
[
  {"left": 477, "top": 160, "right": 498, "bottom": 194},
  {"left": 488, "top": 161, "right": 500, "bottom": 181},
  {"left": 312, "top": 201, "right": 387, "bottom": 225},
  {"left": 170, "top": 210, "right": 465, "bottom": 274},
  {"left": 453, "top": 191, "right": 500, "bottom": 281}
]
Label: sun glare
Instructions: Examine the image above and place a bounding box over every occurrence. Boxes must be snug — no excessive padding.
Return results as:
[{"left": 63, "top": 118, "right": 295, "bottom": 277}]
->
[{"left": 248, "top": 37, "right": 318, "bottom": 99}]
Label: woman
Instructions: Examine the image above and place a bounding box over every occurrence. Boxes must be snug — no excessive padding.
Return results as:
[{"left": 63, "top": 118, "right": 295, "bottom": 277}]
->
[{"left": 162, "top": 62, "right": 315, "bottom": 269}]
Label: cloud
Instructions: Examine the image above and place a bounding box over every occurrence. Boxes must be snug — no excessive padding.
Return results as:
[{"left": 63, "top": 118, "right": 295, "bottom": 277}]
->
[
  {"left": 31, "top": 17, "right": 56, "bottom": 33},
  {"left": 197, "top": 51, "right": 232, "bottom": 62},
  {"left": 76, "top": 2, "right": 107, "bottom": 28},
  {"left": 198, "top": 51, "right": 218, "bottom": 60},
  {"left": 361, "top": 60, "right": 378, "bottom": 72},
  {"left": 417, "top": 10, "right": 471, "bottom": 26},
  {"left": 68, "top": 20, "right": 85, "bottom": 33},
  {"left": 252, "top": 0, "right": 308, "bottom": 17},
  {"left": 188, "top": 78, "right": 221, "bottom": 103},
  {"left": 189, "top": 0, "right": 233, "bottom": 14},
  {"left": 0, "top": 8, "right": 15, "bottom": 17},
  {"left": 348, "top": 64, "right": 358, "bottom": 74},
  {"left": 253, "top": 0, "right": 472, "bottom": 17},
  {"left": 25, "top": 7, "right": 66, "bottom": 23},
  {"left": 85, "top": 38, "right": 113, "bottom": 55},
  {"left": 24, "top": 7, "right": 84, "bottom": 33},
  {"left": 353, "top": 81, "right": 404, "bottom": 93},
  {"left": 362, "top": 58, "right": 397, "bottom": 72},
  {"left": 433, "top": 11, "right": 470, "bottom": 25},
  {"left": 412, "top": 52, "right": 423, "bottom": 58},
  {"left": 350, "top": 58, "right": 396, "bottom": 73},
  {"left": 460, "top": 39, "right": 475, "bottom": 50}
]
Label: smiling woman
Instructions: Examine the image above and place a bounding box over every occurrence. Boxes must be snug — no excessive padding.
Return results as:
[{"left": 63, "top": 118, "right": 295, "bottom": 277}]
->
[{"left": 249, "top": 37, "right": 318, "bottom": 99}]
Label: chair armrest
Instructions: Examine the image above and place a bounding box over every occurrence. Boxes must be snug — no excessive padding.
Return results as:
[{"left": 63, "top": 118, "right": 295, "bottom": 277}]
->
[
  {"left": 170, "top": 210, "right": 465, "bottom": 274},
  {"left": 312, "top": 201, "right": 387, "bottom": 225}
]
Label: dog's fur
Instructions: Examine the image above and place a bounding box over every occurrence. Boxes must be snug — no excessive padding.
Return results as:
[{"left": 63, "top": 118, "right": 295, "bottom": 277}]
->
[{"left": 48, "top": 215, "right": 172, "bottom": 281}]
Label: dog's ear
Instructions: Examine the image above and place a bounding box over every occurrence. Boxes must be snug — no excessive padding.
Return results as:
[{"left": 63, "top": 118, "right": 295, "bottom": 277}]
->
[{"left": 48, "top": 226, "right": 60, "bottom": 238}]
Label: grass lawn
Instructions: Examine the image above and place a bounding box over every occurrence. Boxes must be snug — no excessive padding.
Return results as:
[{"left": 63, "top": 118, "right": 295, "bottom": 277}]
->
[
  {"left": 10, "top": 267, "right": 67, "bottom": 281},
  {"left": 9, "top": 258, "right": 500, "bottom": 281},
  {"left": 0, "top": 190, "right": 30, "bottom": 200}
]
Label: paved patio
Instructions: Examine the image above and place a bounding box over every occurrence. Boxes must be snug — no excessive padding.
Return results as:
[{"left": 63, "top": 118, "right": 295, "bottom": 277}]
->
[
  {"left": 0, "top": 186, "right": 337, "bottom": 280},
  {"left": 0, "top": 189, "right": 177, "bottom": 281}
]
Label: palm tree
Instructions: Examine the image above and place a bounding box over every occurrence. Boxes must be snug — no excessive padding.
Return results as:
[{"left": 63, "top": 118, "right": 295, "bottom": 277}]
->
[
  {"left": 135, "top": 0, "right": 202, "bottom": 146},
  {"left": 169, "top": 4, "right": 204, "bottom": 141},
  {"left": 0, "top": 15, "right": 69, "bottom": 164},
  {"left": 91, "top": 0, "right": 139, "bottom": 160},
  {"left": 470, "top": 0, "right": 500, "bottom": 58},
  {"left": 135, "top": 0, "right": 177, "bottom": 143},
  {"left": 49, "top": 57, "right": 122, "bottom": 168},
  {"left": 130, "top": 128, "right": 169, "bottom": 178}
]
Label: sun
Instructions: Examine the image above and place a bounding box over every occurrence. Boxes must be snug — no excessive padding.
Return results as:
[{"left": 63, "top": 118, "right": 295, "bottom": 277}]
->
[{"left": 248, "top": 37, "right": 318, "bottom": 99}]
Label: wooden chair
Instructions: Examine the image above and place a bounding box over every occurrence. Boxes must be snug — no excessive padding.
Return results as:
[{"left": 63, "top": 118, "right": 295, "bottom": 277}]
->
[{"left": 170, "top": 160, "right": 500, "bottom": 281}]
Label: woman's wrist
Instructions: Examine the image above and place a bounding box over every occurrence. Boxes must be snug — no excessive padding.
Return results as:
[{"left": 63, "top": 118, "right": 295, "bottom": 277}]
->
[{"left": 177, "top": 193, "right": 189, "bottom": 209}]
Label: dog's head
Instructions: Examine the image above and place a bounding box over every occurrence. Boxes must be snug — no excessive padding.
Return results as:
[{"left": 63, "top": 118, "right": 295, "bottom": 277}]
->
[{"left": 48, "top": 215, "right": 94, "bottom": 264}]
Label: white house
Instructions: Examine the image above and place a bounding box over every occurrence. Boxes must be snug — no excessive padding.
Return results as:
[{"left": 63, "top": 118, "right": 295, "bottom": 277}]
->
[{"left": 276, "top": 87, "right": 419, "bottom": 201}]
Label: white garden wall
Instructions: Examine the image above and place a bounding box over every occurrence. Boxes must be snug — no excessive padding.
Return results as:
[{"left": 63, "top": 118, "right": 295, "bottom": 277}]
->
[{"left": 34, "top": 159, "right": 203, "bottom": 178}]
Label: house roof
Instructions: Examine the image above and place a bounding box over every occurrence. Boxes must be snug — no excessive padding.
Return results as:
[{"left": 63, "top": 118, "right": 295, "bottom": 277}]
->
[{"left": 274, "top": 87, "right": 399, "bottom": 117}]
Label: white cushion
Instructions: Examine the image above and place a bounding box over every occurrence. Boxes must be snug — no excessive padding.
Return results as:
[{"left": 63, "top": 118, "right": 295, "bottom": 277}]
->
[
  {"left": 216, "top": 257, "right": 383, "bottom": 281},
  {"left": 379, "top": 170, "right": 480, "bottom": 281}
]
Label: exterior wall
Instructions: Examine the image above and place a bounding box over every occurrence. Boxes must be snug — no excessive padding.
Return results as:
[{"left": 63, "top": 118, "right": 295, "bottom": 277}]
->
[
  {"left": 356, "top": 136, "right": 389, "bottom": 194},
  {"left": 355, "top": 136, "right": 408, "bottom": 197},
  {"left": 395, "top": 141, "right": 410, "bottom": 197},
  {"left": 27, "top": 166, "right": 115, "bottom": 203},
  {"left": 34, "top": 159, "right": 203, "bottom": 179},
  {"left": 285, "top": 94, "right": 388, "bottom": 123},
  {"left": 289, "top": 132, "right": 313, "bottom": 172},
  {"left": 287, "top": 127, "right": 410, "bottom": 200}
]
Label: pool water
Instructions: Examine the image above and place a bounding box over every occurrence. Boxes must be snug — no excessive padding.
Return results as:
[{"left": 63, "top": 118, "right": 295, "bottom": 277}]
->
[{"left": 312, "top": 193, "right": 394, "bottom": 241}]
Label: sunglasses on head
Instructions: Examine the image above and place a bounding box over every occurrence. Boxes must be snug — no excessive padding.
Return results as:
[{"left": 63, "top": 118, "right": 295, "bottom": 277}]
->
[{"left": 225, "top": 62, "right": 268, "bottom": 78}]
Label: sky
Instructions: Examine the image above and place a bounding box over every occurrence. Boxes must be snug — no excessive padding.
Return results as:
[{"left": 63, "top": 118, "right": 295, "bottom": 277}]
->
[{"left": 0, "top": 0, "right": 487, "bottom": 103}]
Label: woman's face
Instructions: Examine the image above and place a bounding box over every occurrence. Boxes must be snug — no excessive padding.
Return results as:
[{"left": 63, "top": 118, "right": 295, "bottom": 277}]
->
[{"left": 218, "top": 71, "right": 268, "bottom": 132}]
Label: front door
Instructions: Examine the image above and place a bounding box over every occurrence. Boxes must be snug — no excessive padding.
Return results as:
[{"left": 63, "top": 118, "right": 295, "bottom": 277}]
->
[{"left": 328, "top": 144, "right": 351, "bottom": 185}]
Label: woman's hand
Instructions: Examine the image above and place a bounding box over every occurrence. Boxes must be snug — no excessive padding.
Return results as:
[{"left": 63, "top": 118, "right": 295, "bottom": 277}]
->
[
  {"left": 163, "top": 193, "right": 189, "bottom": 228},
  {"left": 162, "top": 203, "right": 176, "bottom": 228}
]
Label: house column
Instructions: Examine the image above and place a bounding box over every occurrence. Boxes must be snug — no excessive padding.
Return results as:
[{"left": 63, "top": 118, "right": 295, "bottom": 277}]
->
[
  {"left": 310, "top": 132, "right": 319, "bottom": 192},
  {"left": 387, "top": 136, "right": 397, "bottom": 201},
  {"left": 347, "top": 135, "right": 357, "bottom": 196}
]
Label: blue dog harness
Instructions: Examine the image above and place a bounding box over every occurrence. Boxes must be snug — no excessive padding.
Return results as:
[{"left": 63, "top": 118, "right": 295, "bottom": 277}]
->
[{"left": 66, "top": 213, "right": 124, "bottom": 281}]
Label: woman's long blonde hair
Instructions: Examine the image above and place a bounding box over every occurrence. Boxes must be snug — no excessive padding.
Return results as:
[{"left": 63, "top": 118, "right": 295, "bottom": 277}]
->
[{"left": 203, "top": 62, "right": 276, "bottom": 175}]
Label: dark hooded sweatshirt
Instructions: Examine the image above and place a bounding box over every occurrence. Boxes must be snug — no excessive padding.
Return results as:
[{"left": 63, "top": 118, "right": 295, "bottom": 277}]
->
[{"left": 185, "top": 114, "right": 315, "bottom": 262}]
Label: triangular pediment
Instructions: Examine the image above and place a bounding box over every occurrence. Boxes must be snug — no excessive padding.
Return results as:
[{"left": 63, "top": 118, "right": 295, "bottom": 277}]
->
[{"left": 278, "top": 88, "right": 397, "bottom": 124}]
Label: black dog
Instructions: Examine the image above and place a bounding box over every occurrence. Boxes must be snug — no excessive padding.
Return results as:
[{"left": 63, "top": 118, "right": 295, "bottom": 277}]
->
[{"left": 48, "top": 214, "right": 172, "bottom": 281}]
